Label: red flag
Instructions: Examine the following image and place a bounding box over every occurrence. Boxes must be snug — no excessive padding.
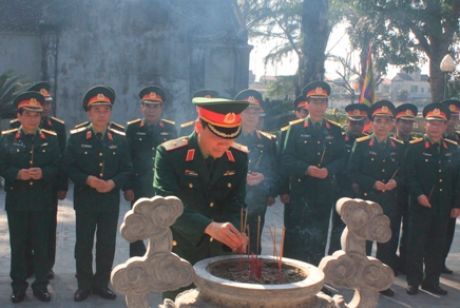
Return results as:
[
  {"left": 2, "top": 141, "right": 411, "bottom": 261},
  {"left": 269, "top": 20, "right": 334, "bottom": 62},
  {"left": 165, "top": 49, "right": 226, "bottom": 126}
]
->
[{"left": 359, "top": 45, "right": 375, "bottom": 106}]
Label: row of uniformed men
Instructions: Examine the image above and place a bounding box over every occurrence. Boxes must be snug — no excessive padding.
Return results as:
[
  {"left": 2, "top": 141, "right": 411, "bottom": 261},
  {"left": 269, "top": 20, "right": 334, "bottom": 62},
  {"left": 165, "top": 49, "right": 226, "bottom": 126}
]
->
[{"left": 2, "top": 80, "right": 460, "bottom": 302}]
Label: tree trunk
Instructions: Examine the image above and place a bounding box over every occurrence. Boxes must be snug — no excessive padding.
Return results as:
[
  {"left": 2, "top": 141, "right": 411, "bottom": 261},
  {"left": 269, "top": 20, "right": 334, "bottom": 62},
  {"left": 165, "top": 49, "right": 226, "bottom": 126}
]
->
[
  {"left": 299, "top": 0, "right": 330, "bottom": 91},
  {"left": 429, "top": 38, "right": 450, "bottom": 102}
]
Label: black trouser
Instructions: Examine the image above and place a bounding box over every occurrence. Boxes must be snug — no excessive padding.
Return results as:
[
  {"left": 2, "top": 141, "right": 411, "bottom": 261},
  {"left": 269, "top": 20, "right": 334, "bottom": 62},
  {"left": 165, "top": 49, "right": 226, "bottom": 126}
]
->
[
  {"left": 25, "top": 197, "right": 58, "bottom": 275},
  {"left": 284, "top": 194, "right": 331, "bottom": 265},
  {"left": 364, "top": 192, "right": 401, "bottom": 271},
  {"left": 129, "top": 200, "right": 146, "bottom": 257},
  {"left": 7, "top": 210, "right": 50, "bottom": 292},
  {"left": 397, "top": 189, "right": 410, "bottom": 271},
  {"left": 406, "top": 205, "right": 449, "bottom": 287},
  {"left": 443, "top": 217, "right": 456, "bottom": 266},
  {"left": 75, "top": 209, "right": 119, "bottom": 290}
]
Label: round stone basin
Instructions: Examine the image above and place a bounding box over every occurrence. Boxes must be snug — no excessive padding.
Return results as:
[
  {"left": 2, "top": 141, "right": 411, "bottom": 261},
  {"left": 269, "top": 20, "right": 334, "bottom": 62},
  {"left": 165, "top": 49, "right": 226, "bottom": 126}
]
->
[{"left": 193, "top": 255, "right": 325, "bottom": 307}]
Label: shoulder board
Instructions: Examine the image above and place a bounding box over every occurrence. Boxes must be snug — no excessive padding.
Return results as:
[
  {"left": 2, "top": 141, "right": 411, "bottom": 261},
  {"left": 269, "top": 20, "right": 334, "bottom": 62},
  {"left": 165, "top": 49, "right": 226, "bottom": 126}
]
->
[
  {"left": 9, "top": 118, "right": 19, "bottom": 124},
  {"left": 326, "top": 119, "right": 342, "bottom": 128},
  {"left": 127, "top": 118, "right": 142, "bottom": 126},
  {"left": 444, "top": 138, "right": 458, "bottom": 146},
  {"left": 289, "top": 118, "right": 304, "bottom": 126},
  {"left": 280, "top": 124, "right": 290, "bottom": 132},
  {"left": 110, "top": 121, "right": 125, "bottom": 130},
  {"left": 50, "top": 116, "right": 65, "bottom": 124},
  {"left": 1, "top": 128, "right": 18, "bottom": 135},
  {"left": 70, "top": 126, "right": 88, "bottom": 135},
  {"left": 231, "top": 142, "right": 249, "bottom": 153},
  {"left": 456, "top": 131, "right": 460, "bottom": 136},
  {"left": 161, "top": 118, "right": 176, "bottom": 125},
  {"left": 356, "top": 135, "right": 371, "bottom": 143},
  {"left": 180, "top": 120, "right": 195, "bottom": 128},
  {"left": 109, "top": 127, "right": 126, "bottom": 136},
  {"left": 409, "top": 137, "right": 424, "bottom": 145},
  {"left": 258, "top": 130, "right": 276, "bottom": 140},
  {"left": 390, "top": 136, "right": 404, "bottom": 145},
  {"left": 74, "top": 121, "right": 89, "bottom": 129},
  {"left": 41, "top": 129, "right": 57, "bottom": 136},
  {"left": 162, "top": 137, "right": 189, "bottom": 151}
]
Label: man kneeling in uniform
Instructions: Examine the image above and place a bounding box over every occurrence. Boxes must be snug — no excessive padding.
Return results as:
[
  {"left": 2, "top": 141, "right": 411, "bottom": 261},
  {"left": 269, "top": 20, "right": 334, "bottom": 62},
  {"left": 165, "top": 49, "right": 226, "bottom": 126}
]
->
[{"left": 154, "top": 97, "right": 249, "bottom": 298}]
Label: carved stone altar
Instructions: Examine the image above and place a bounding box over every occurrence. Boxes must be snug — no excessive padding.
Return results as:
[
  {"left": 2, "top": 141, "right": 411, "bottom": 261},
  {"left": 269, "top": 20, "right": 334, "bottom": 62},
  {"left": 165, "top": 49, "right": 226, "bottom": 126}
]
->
[
  {"left": 111, "top": 196, "right": 195, "bottom": 308},
  {"left": 319, "top": 197, "right": 394, "bottom": 307},
  {"left": 111, "top": 196, "right": 394, "bottom": 308}
]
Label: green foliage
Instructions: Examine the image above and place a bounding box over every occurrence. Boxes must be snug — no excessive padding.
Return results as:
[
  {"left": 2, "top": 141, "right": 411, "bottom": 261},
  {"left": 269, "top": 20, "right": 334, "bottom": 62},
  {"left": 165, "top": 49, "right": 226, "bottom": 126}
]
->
[{"left": 0, "top": 71, "right": 31, "bottom": 119}]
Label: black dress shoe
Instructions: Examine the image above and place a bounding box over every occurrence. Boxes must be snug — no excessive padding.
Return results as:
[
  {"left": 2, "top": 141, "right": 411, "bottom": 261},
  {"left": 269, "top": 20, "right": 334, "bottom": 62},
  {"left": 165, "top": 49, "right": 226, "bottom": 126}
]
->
[
  {"left": 74, "top": 289, "right": 91, "bottom": 302},
  {"left": 47, "top": 270, "right": 55, "bottom": 279},
  {"left": 380, "top": 288, "right": 394, "bottom": 297},
  {"left": 406, "top": 285, "right": 419, "bottom": 295},
  {"left": 11, "top": 290, "right": 26, "bottom": 303},
  {"left": 421, "top": 284, "right": 448, "bottom": 295},
  {"left": 442, "top": 265, "right": 453, "bottom": 274},
  {"left": 92, "top": 287, "right": 117, "bottom": 300},
  {"left": 33, "top": 289, "right": 51, "bottom": 302}
]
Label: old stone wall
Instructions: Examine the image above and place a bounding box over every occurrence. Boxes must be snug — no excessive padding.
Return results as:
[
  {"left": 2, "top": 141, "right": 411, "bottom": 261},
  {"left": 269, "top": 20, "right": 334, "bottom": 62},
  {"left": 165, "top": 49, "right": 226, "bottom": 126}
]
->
[{"left": 0, "top": 0, "right": 250, "bottom": 126}]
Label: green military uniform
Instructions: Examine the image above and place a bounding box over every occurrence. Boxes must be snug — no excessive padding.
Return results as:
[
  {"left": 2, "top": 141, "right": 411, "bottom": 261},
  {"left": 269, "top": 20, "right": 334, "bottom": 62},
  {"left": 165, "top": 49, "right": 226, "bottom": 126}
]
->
[
  {"left": 10, "top": 82, "right": 68, "bottom": 275},
  {"left": 404, "top": 103, "right": 460, "bottom": 294},
  {"left": 276, "top": 96, "right": 309, "bottom": 212},
  {"left": 282, "top": 116, "right": 345, "bottom": 264},
  {"left": 393, "top": 103, "right": 418, "bottom": 273},
  {"left": 441, "top": 99, "right": 460, "bottom": 273},
  {"left": 154, "top": 133, "right": 248, "bottom": 263},
  {"left": 153, "top": 97, "right": 249, "bottom": 264},
  {"left": 125, "top": 85, "right": 177, "bottom": 257},
  {"left": 64, "top": 86, "right": 132, "bottom": 293},
  {"left": 74, "top": 120, "right": 125, "bottom": 132},
  {"left": 0, "top": 92, "right": 60, "bottom": 298},
  {"left": 234, "top": 89, "right": 278, "bottom": 254},
  {"left": 329, "top": 103, "right": 369, "bottom": 254},
  {"left": 348, "top": 101, "right": 404, "bottom": 272}
]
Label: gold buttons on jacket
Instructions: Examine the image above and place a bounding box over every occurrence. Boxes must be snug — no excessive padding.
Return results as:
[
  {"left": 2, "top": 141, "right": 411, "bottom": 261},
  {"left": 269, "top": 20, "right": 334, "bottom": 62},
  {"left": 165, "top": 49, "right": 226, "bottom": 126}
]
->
[
  {"left": 99, "top": 152, "right": 103, "bottom": 156},
  {"left": 188, "top": 183, "right": 193, "bottom": 188},
  {"left": 209, "top": 202, "right": 214, "bottom": 208},
  {"left": 227, "top": 183, "right": 232, "bottom": 188}
]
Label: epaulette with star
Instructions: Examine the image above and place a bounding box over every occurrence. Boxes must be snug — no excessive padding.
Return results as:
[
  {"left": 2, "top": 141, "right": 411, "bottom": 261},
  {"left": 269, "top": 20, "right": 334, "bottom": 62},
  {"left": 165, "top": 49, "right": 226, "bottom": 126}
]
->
[
  {"left": 409, "top": 137, "right": 424, "bottom": 145},
  {"left": 280, "top": 124, "right": 290, "bottom": 132},
  {"left": 70, "top": 126, "right": 88, "bottom": 135},
  {"left": 110, "top": 121, "right": 125, "bottom": 131},
  {"left": 356, "top": 135, "right": 371, "bottom": 143},
  {"left": 231, "top": 142, "right": 249, "bottom": 153},
  {"left": 180, "top": 120, "right": 194, "bottom": 128},
  {"left": 162, "top": 137, "right": 189, "bottom": 151},
  {"left": 109, "top": 127, "right": 126, "bottom": 136},
  {"left": 127, "top": 118, "right": 142, "bottom": 126},
  {"left": 50, "top": 116, "right": 65, "bottom": 125},
  {"left": 74, "top": 121, "right": 89, "bottom": 129},
  {"left": 41, "top": 129, "right": 57, "bottom": 136},
  {"left": 257, "top": 130, "right": 276, "bottom": 141},
  {"left": 289, "top": 118, "right": 304, "bottom": 126},
  {"left": 444, "top": 138, "right": 458, "bottom": 146},
  {"left": 9, "top": 118, "right": 19, "bottom": 125},
  {"left": 390, "top": 136, "right": 404, "bottom": 144},
  {"left": 161, "top": 118, "right": 175, "bottom": 126},
  {"left": 1, "top": 128, "right": 18, "bottom": 135}
]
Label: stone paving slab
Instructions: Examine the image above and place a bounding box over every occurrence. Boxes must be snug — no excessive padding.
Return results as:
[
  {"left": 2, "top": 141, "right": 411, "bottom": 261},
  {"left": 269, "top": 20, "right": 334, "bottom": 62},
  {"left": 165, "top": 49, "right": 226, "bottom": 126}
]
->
[{"left": 0, "top": 187, "right": 459, "bottom": 307}]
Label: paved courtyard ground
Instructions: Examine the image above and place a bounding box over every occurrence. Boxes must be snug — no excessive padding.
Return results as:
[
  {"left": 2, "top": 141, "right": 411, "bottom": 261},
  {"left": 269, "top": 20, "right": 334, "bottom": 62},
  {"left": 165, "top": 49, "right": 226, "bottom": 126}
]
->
[{"left": 0, "top": 186, "right": 459, "bottom": 307}]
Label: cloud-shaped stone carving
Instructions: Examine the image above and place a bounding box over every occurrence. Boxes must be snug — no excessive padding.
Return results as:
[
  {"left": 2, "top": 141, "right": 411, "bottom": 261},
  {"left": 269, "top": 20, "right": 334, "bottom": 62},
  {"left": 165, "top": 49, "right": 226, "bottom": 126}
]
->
[
  {"left": 121, "top": 196, "right": 183, "bottom": 242},
  {"left": 112, "top": 252, "right": 195, "bottom": 294}
]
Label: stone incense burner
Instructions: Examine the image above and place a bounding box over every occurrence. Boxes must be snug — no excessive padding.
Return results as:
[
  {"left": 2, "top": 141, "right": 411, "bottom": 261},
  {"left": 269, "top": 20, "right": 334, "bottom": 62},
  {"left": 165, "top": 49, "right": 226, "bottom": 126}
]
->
[{"left": 112, "top": 197, "right": 393, "bottom": 308}]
